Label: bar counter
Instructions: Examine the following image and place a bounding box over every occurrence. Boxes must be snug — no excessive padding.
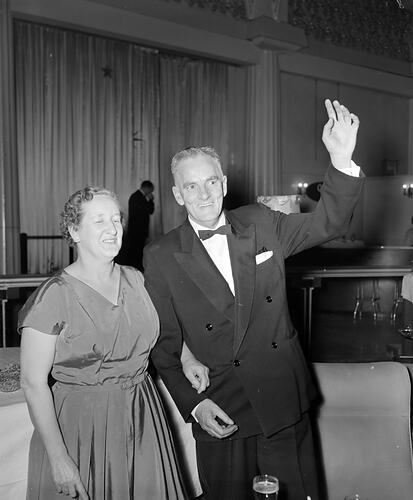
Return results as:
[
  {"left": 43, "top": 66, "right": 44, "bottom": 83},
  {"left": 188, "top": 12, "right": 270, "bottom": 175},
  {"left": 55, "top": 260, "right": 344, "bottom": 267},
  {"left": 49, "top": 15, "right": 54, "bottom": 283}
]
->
[{"left": 286, "top": 244, "right": 413, "bottom": 352}]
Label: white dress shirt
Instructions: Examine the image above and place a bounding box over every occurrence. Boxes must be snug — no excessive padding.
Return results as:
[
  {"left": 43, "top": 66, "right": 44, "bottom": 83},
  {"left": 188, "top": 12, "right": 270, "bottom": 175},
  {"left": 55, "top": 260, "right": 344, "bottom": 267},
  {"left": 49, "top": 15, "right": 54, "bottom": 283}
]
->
[
  {"left": 189, "top": 213, "right": 235, "bottom": 295},
  {"left": 340, "top": 161, "right": 360, "bottom": 177}
]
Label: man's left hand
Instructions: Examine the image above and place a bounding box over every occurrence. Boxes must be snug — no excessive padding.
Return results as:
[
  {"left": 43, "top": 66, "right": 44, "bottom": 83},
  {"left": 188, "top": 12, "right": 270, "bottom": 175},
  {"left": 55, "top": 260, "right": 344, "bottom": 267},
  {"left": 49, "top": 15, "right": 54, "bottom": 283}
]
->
[{"left": 194, "top": 399, "right": 238, "bottom": 439}]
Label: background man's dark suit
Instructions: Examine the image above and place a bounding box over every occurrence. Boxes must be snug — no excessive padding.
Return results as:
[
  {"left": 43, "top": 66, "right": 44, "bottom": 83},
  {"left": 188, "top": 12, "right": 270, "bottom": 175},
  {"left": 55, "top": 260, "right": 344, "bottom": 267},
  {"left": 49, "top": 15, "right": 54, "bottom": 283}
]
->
[
  {"left": 119, "top": 183, "right": 154, "bottom": 270},
  {"left": 144, "top": 166, "right": 363, "bottom": 497}
]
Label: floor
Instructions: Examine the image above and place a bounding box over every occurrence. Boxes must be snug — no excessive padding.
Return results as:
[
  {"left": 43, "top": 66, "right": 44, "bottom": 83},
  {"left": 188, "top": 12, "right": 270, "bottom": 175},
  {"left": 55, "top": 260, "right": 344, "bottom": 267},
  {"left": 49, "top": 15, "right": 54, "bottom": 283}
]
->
[
  {"left": 285, "top": 275, "right": 413, "bottom": 365},
  {"left": 308, "top": 310, "right": 413, "bottom": 363}
]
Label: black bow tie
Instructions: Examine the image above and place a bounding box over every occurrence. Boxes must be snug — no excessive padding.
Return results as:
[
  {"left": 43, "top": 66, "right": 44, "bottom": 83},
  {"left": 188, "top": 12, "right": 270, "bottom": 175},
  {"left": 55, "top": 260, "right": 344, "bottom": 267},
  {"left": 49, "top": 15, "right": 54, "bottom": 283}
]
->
[{"left": 198, "top": 224, "right": 232, "bottom": 241}]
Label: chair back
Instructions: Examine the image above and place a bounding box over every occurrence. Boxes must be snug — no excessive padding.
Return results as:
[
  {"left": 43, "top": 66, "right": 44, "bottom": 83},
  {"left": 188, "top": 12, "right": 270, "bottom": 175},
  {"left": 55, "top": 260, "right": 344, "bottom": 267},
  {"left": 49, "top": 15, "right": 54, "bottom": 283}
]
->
[{"left": 313, "top": 362, "right": 413, "bottom": 500}]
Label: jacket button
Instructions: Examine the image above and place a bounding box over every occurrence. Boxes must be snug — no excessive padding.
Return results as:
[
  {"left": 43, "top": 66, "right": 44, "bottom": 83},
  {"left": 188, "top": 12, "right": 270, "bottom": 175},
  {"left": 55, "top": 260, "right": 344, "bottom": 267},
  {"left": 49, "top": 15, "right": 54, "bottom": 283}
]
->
[
  {"left": 205, "top": 323, "right": 213, "bottom": 331},
  {"left": 266, "top": 296, "right": 273, "bottom": 303},
  {"left": 271, "top": 342, "right": 278, "bottom": 349},
  {"left": 233, "top": 359, "right": 240, "bottom": 367}
]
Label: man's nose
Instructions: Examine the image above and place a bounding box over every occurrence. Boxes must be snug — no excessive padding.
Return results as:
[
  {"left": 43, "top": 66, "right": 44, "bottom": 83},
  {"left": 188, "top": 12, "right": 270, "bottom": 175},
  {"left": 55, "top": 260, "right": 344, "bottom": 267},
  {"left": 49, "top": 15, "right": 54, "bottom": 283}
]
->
[
  {"left": 198, "top": 185, "right": 210, "bottom": 199},
  {"left": 107, "top": 222, "right": 118, "bottom": 234}
]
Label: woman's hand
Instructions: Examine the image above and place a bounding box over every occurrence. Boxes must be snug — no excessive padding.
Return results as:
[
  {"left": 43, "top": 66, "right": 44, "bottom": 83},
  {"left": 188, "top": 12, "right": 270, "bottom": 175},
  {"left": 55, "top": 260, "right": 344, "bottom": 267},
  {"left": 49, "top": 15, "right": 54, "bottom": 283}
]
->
[
  {"left": 182, "top": 357, "right": 210, "bottom": 394},
  {"left": 181, "top": 342, "right": 210, "bottom": 394},
  {"left": 50, "top": 453, "right": 89, "bottom": 499}
]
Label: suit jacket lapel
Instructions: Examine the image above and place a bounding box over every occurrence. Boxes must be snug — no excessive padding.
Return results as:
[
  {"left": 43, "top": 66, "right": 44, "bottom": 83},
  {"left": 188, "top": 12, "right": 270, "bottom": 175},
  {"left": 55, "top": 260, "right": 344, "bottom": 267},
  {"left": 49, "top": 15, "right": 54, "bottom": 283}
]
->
[
  {"left": 226, "top": 211, "right": 256, "bottom": 354},
  {"left": 174, "top": 220, "right": 235, "bottom": 323}
]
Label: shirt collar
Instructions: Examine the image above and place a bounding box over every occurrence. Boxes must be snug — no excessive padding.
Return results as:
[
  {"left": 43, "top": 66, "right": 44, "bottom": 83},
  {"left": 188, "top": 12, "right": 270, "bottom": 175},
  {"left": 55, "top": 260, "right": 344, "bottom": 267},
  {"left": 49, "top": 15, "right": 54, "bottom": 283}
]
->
[{"left": 189, "top": 213, "right": 226, "bottom": 238}]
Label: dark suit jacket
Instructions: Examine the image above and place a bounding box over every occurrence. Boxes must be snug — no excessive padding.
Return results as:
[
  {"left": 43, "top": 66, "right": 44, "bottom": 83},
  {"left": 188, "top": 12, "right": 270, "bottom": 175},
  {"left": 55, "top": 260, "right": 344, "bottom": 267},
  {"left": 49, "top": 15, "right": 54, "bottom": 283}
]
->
[
  {"left": 127, "top": 189, "right": 154, "bottom": 245},
  {"left": 144, "top": 166, "right": 364, "bottom": 442}
]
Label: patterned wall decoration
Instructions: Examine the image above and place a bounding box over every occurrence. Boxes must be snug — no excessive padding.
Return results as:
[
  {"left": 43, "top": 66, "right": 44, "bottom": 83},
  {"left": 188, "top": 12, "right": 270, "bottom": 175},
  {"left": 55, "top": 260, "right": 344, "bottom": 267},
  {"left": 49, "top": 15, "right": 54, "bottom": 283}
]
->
[
  {"left": 161, "top": 0, "right": 413, "bottom": 61},
  {"left": 288, "top": 0, "right": 413, "bottom": 61},
  {"left": 162, "top": 0, "right": 247, "bottom": 19}
]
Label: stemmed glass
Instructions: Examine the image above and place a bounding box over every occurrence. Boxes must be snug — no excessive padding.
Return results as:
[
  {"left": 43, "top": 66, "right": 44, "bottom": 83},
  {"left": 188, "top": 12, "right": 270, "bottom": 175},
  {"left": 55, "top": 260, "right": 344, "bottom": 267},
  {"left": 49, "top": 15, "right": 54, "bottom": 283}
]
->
[{"left": 252, "top": 474, "right": 279, "bottom": 499}]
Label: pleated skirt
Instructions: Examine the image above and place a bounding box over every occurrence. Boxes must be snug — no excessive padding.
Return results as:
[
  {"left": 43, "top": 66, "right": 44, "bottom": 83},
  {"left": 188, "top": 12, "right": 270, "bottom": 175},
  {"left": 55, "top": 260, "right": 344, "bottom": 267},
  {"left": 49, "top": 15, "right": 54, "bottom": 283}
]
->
[{"left": 26, "top": 374, "right": 188, "bottom": 500}]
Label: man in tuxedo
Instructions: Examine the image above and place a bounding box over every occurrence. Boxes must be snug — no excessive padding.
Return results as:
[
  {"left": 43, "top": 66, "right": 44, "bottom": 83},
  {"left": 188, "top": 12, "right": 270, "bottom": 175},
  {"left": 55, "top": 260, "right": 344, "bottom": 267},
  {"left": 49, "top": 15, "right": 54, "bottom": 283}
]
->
[
  {"left": 144, "top": 100, "right": 364, "bottom": 499},
  {"left": 119, "top": 180, "right": 154, "bottom": 270}
]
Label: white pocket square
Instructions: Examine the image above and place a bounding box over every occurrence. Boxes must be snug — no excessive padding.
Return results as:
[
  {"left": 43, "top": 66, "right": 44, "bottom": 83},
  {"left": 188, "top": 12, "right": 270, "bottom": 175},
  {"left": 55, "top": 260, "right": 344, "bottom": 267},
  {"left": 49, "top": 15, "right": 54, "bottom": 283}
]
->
[{"left": 255, "top": 250, "right": 273, "bottom": 265}]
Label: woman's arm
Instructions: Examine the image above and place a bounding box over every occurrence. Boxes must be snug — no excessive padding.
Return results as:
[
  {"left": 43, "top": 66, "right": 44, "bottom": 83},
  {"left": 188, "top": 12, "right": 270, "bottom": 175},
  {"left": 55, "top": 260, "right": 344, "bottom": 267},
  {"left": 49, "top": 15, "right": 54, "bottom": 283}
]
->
[
  {"left": 180, "top": 341, "right": 210, "bottom": 394},
  {"left": 20, "top": 327, "right": 88, "bottom": 499}
]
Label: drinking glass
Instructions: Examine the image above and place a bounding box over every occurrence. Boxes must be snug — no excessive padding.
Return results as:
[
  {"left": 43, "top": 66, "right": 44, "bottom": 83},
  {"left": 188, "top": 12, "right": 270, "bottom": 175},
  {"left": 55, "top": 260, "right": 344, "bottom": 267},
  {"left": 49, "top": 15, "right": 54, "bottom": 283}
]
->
[{"left": 252, "top": 474, "right": 279, "bottom": 499}]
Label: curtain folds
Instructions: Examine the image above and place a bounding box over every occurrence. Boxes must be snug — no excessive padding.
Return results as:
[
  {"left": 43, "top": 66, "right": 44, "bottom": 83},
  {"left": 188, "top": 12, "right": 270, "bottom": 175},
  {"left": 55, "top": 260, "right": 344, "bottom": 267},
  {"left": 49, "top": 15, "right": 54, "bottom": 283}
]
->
[
  {"left": 159, "top": 55, "right": 229, "bottom": 233},
  {"left": 14, "top": 21, "right": 231, "bottom": 273},
  {"left": 245, "top": 50, "right": 280, "bottom": 203},
  {"left": 0, "top": 0, "right": 20, "bottom": 274},
  {"left": 15, "top": 22, "right": 160, "bottom": 273}
]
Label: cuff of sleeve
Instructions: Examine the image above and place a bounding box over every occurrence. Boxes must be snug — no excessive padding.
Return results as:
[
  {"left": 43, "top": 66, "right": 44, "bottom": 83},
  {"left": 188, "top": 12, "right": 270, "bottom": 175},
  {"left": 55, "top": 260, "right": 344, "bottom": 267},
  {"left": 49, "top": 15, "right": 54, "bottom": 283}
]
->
[
  {"left": 191, "top": 402, "right": 202, "bottom": 423},
  {"left": 335, "top": 160, "right": 360, "bottom": 177}
]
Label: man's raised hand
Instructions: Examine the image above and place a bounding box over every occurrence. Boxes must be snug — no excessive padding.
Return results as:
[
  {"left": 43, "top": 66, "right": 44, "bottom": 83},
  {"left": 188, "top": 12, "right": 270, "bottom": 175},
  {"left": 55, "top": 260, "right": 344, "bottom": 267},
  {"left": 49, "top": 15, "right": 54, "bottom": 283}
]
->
[{"left": 322, "top": 99, "right": 360, "bottom": 170}]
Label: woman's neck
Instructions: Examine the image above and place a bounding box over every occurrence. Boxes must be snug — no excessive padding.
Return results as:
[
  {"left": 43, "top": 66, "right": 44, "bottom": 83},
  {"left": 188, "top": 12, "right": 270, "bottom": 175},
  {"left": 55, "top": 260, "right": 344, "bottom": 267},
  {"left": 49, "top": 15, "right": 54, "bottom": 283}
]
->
[{"left": 66, "top": 257, "right": 116, "bottom": 284}]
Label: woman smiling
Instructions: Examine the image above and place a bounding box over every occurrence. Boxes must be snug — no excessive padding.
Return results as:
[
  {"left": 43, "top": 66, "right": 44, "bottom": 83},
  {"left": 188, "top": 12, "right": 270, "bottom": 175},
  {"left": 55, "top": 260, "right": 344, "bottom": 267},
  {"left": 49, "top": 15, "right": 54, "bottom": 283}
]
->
[{"left": 18, "top": 186, "right": 201, "bottom": 499}]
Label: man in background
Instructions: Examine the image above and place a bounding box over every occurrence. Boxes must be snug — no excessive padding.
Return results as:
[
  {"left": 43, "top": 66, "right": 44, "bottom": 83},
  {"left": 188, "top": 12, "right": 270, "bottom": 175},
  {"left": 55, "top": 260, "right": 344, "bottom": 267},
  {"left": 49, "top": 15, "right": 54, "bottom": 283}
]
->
[{"left": 118, "top": 180, "right": 155, "bottom": 270}]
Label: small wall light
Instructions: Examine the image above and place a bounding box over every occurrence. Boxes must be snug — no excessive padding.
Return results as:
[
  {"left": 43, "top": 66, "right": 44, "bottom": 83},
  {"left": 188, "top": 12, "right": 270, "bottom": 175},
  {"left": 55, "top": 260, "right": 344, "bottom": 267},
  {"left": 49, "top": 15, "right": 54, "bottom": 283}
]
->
[
  {"left": 402, "top": 184, "right": 413, "bottom": 197},
  {"left": 297, "top": 182, "right": 308, "bottom": 196}
]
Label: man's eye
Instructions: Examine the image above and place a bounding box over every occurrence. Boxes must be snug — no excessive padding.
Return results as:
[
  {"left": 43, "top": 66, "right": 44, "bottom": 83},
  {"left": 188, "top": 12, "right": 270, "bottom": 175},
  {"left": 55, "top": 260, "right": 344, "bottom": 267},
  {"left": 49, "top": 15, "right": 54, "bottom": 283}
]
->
[{"left": 185, "top": 185, "right": 195, "bottom": 190}]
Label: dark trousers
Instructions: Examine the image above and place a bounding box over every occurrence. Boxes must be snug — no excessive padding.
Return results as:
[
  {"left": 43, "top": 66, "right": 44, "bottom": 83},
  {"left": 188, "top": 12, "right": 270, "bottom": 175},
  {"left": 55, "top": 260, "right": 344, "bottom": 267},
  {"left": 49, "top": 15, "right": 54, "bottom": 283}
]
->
[{"left": 195, "top": 413, "right": 320, "bottom": 500}]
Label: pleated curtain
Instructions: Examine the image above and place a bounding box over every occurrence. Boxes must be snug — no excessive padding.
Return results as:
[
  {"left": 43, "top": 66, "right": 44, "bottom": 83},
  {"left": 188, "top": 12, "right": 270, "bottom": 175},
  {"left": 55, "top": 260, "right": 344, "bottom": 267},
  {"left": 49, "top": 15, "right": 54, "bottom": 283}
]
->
[
  {"left": 14, "top": 21, "right": 230, "bottom": 273},
  {"left": 244, "top": 50, "right": 281, "bottom": 203},
  {"left": 15, "top": 21, "right": 160, "bottom": 273},
  {"left": 159, "top": 55, "right": 229, "bottom": 233}
]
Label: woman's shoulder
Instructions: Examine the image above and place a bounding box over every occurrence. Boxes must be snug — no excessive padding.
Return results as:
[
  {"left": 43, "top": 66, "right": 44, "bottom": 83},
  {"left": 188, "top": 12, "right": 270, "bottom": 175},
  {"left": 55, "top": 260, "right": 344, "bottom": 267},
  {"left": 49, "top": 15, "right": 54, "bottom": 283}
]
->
[
  {"left": 18, "top": 272, "right": 70, "bottom": 333},
  {"left": 119, "top": 265, "right": 139, "bottom": 273},
  {"left": 119, "top": 265, "right": 143, "bottom": 280},
  {"left": 35, "top": 271, "right": 69, "bottom": 296},
  {"left": 23, "top": 272, "right": 69, "bottom": 309}
]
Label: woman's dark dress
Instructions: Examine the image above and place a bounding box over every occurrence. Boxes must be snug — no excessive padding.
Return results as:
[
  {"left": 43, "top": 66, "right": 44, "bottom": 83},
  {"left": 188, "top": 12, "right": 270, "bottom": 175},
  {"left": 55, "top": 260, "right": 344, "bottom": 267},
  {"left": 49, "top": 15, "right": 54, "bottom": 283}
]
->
[{"left": 18, "top": 266, "right": 187, "bottom": 500}]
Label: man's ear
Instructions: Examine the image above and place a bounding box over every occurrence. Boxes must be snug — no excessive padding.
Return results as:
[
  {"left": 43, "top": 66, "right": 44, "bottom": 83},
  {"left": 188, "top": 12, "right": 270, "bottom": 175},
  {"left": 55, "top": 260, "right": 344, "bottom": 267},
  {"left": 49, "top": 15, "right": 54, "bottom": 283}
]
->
[
  {"left": 222, "top": 175, "right": 228, "bottom": 197},
  {"left": 172, "top": 186, "right": 185, "bottom": 206}
]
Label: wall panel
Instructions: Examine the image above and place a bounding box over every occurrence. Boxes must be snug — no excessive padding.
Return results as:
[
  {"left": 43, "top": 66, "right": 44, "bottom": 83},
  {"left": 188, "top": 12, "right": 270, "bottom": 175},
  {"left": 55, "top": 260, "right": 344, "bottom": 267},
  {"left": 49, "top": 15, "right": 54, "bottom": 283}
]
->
[
  {"left": 339, "top": 85, "right": 409, "bottom": 176},
  {"left": 280, "top": 65, "right": 411, "bottom": 244},
  {"left": 280, "top": 73, "right": 318, "bottom": 194}
]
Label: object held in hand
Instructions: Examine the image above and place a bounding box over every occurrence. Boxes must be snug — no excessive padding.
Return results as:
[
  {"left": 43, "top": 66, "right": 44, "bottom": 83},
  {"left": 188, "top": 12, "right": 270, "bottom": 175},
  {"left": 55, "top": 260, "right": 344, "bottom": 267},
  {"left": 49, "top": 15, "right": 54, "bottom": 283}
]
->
[{"left": 215, "top": 416, "right": 229, "bottom": 428}]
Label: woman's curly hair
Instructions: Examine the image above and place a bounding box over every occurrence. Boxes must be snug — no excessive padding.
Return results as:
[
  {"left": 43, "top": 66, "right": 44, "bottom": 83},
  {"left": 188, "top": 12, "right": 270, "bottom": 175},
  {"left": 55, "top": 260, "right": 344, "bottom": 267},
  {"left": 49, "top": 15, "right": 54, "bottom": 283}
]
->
[{"left": 60, "top": 186, "right": 124, "bottom": 247}]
